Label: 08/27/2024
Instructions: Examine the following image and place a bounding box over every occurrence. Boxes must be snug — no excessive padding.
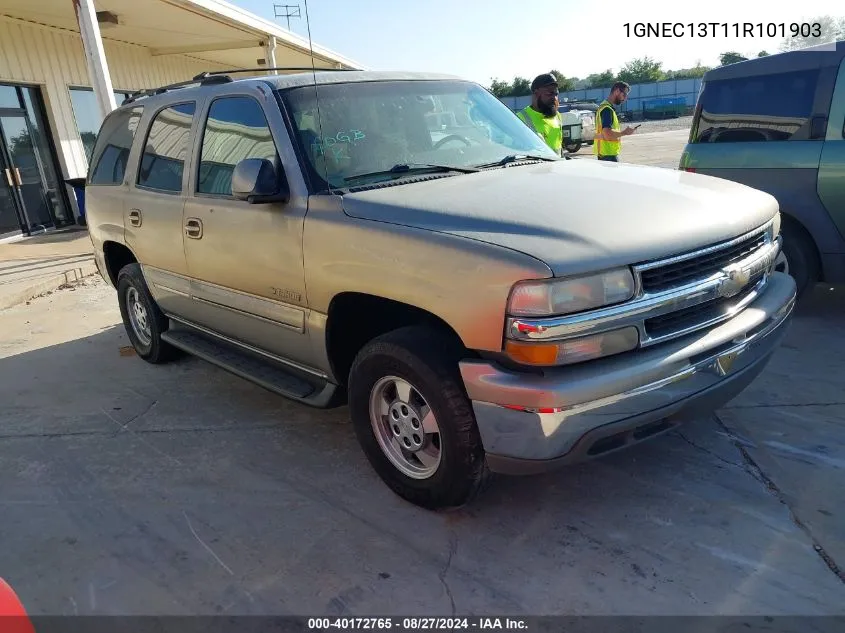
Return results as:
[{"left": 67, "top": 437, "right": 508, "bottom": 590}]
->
[{"left": 624, "top": 22, "right": 822, "bottom": 38}]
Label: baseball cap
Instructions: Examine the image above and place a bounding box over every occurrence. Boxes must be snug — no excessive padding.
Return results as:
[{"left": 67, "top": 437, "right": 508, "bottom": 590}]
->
[{"left": 531, "top": 72, "right": 558, "bottom": 91}]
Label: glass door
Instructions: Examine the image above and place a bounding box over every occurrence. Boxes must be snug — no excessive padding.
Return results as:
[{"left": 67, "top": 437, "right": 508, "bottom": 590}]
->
[
  {"left": 0, "top": 142, "right": 25, "bottom": 235},
  {"left": 1, "top": 113, "right": 55, "bottom": 231},
  {"left": 0, "top": 83, "right": 72, "bottom": 236}
]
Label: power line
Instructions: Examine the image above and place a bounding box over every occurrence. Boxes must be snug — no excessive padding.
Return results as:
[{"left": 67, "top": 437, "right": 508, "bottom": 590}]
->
[{"left": 273, "top": 4, "right": 301, "bottom": 32}]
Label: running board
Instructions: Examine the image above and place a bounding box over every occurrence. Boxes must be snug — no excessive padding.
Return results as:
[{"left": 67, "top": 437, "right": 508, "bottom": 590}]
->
[{"left": 161, "top": 325, "right": 342, "bottom": 408}]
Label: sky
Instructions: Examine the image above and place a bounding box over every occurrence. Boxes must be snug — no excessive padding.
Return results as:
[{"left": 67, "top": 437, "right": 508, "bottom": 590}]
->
[{"left": 231, "top": 0, "right": 845, "bottom": 86}]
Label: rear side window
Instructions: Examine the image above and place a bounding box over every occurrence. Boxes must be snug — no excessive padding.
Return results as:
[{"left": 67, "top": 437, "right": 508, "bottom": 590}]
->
[
  {"left": 692, "top": 68, "right": 820, "bottom": 143},
  {"left": 196, "top": 96, "right": 278, "bottom": 196},
  {"left": 88, "top": 106, "right": 143, "bottom": 185},
  {"left": 137, "top": 102, "right": 196, "bottom": 193}
]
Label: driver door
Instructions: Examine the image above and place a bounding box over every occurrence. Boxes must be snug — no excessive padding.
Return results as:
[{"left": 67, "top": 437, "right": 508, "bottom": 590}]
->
[{"left": 180, "top": 91, "right": 311, "bottom": 366}]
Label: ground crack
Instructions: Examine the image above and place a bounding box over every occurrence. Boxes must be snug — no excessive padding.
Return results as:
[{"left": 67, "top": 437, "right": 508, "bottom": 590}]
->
[
  {"left": 724, "top": 402, "right": 845, "bottom": 410},
  {"left": 115, "top": 400, "right": 158, "bottom": 432},
  {"left": 676, "top": 431, "right": 744, "bottom": 470},
  {"left": 714, "top": 413, "right": 845, "bottom": 585},
  {"left": 439, "top": 533, "right": 458, "bottom": 616}
]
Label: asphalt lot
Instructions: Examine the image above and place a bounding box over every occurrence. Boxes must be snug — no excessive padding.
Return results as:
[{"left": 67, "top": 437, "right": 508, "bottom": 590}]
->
[{"left": 1, "top": 129, "right": 844, "bottom": 617}]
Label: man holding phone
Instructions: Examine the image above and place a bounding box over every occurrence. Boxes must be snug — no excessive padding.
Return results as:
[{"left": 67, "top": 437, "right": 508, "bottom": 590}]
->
[{"left": 594, "top": 81, "right": 637, "bottom": 161}]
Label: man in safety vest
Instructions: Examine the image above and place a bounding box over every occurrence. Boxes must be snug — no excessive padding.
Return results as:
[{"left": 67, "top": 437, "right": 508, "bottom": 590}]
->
[
  {"left": 516, "top": 73, "right": 566, "bottom": 155},
  {"left": 594, "top": 81, "right": 636, "bottom": 161}
]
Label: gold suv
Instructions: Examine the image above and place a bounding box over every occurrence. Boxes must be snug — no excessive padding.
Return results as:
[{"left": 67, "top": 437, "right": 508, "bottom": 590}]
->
[{"left": 86, "top": 69, "right": 796, "bottom": 510}]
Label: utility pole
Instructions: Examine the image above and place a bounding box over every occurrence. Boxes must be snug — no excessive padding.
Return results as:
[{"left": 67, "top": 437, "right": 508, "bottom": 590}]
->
[{"left": 273, "top": 4, "right": 301, "bottom": 32}]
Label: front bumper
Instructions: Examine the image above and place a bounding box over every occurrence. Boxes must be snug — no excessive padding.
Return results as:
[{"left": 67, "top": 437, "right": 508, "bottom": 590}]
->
[{"left": 459, "top": 272, "right": 797, "bottom": 475}]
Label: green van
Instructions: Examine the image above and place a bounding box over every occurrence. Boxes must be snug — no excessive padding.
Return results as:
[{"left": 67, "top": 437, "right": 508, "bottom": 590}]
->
[{"left": 680, "top": 40, "right": 845, "bottom": 299}]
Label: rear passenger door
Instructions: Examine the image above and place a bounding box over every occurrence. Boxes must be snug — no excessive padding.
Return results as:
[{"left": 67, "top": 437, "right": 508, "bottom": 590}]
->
[
  {"left": 124, "top": 101, "right": 197, "bottom": 316},
  {"left": 180, "top": 90, "right": 311, "bottom": 366},
  {"left": 818, "top": 55, "right": 845, "bottom": 243}
]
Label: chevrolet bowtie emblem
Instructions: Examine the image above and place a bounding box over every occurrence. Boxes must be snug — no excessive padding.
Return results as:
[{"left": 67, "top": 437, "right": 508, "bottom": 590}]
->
[{"left": 718, "top": 264, "right": 750, "bottom": 298}]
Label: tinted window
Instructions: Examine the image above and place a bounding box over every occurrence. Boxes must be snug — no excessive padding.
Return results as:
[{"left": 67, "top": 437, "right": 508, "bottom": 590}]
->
[
  {"left": 88, "top": 106, "right": 143, "bottom": 185},
  {"left": 197, "top": 96, "right": 277, "bottom": 196},
  {"left": 137, "top": 102, "right": 195, "bottom": 192},
  {"left": 693, "top": 69, "right": 820, "bottom": 143}
]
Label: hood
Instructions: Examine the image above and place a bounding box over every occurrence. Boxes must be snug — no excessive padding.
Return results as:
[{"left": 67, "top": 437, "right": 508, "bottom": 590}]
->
[{"left": 340, "top": 159, "right": 779, "bottom": 277}]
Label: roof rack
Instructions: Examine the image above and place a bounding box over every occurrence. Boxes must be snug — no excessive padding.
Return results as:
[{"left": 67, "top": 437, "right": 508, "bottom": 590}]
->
[
  {"left": 121, "top": 74, "right": 231, "bottom": 104},
  {"left": 120, "top": 66, "right": 357, "bottom": 105}
]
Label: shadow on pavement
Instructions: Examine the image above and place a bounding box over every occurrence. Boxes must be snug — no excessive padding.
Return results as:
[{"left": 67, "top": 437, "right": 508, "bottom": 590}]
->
[{"left": 1, "top": 318, "right": 843, "bottom": 616}]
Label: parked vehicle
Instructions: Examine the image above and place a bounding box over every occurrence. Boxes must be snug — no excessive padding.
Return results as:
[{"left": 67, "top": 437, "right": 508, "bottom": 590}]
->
[
  {"left": 86, "top": 69, "right": 796, "bottom": 510},
  {"left": 680, "top": 40, "right": 845, "bottom": 299},
  {"left": 560, "top": 109, "right": 584, "bottom": 152}
]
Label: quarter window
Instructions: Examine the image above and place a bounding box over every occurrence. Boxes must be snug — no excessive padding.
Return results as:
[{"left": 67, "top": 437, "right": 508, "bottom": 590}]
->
[
  {"left": 88, "top": 106, "right": 143, "bottom": 185},
  {"left": 137, "top": 102, "right": 196, "bottom": 192},
  {"left": 693, "top": 69, "right": 820, "bottom": 142},
  {"left": 197, "top": 96, "right": 278, "bottom": 196}
]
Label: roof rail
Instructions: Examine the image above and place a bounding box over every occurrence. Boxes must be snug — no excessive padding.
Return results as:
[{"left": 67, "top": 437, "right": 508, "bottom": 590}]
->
[
  {"left": 121, "top": 74, "right": 231, "bottom": 105},
  {"left": 196, "top": 66, "right": 358, "bottom": 78},
  {"left": 120, "top": 67, "right": 358, "bottom": 105}
]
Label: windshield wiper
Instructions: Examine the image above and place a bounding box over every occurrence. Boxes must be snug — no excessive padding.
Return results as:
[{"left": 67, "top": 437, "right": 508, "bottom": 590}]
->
[
  {"left": 344, "top": 163, "right": 479, "bottom": 184},
  {"left": 474, "top": 154, "right": 559, "bottom": 169}
]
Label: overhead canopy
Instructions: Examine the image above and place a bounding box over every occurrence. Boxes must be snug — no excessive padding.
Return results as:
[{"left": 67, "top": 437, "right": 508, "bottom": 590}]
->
[{"left": 0, "top": 0, "right": 362, "bottom": 71}]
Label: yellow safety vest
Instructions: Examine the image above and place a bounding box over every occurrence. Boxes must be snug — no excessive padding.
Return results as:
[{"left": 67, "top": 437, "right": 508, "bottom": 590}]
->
[
  {"left": 594, "top": 100, "right": 621, "bottom": 157},
  {"left": 517, "top": 106, "right": 562, "bottom": 154}
]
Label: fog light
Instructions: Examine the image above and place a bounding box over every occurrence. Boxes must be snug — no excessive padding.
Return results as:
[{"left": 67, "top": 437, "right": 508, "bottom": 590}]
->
[{"left": 505, "top": 327, "right": 639, "bottom": 367}]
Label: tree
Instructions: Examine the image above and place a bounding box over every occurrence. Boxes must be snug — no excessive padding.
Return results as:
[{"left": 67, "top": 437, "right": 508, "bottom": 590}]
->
[
  {"left": 584, "top": 69, "right": 615, "bottom": 89},
  {"left": 757, "top": 50, "right": 770, "bottom": 57},
  {"left": 780, "top": 15, "right": 845, "bottom": 51},
  {"left": 617, "top": 56, "right": 664, "bottom": 84},
  {"left": 488, "top": 78, "right": 512, "bottom": 98},
  {"left": 665, "top": 63, "right": 710, "bottom": 80},
  {"left": 510, "top": 76, "right": 531, "bottom": 97},
  {"left": 719, "top": 51, "right": 748, "bottom": 65},
  {"left": 548, "top": 69, "right": 576, "bottom": 93}
]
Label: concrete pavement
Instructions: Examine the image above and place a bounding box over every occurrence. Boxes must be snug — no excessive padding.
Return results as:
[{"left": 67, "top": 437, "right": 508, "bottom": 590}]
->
[
  {"left": 0, "top": 276, "right": 843, "bottom": 616},
  {"left": 0, "top": 228, "right": 96, "bottom": 310}
]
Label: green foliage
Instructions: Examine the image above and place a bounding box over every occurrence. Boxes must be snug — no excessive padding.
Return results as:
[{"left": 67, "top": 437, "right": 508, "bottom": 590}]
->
[
  {"left": 616, "top": 56, "right": 664, "bottom": 84},
  {"left": 718, "top": 51, "right": 749, "bottom": 66}
]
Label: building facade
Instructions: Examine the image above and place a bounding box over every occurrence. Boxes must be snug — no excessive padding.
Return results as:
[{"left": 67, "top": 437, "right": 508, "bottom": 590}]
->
[{"left": 0, "top": 0, "right": 361, "bottom": 239}]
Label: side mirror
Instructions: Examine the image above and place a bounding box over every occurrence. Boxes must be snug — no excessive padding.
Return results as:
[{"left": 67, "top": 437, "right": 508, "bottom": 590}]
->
[{"left": 232, "top": 158, "right": 290, "bottom": 204}]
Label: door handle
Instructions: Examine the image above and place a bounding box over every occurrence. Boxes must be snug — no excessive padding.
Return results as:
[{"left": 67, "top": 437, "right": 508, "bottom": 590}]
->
[
  {"left": 13, "top": 168, "right": 22, "bottom": 187},
  {"left": 128, "top": 208, "right": 142, "bottom": 227},
  {"left": 4, "top": 168, "right": 12, "bottom": 187},
  {"left": 184, "top": 217, "right": 203, "bottom": 239}
]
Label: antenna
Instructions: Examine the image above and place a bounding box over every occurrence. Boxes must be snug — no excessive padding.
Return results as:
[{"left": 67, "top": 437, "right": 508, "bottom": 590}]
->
[
  {"left": 302, "top": 0, "right": 332, "bottom": 194},
  {"left": 273, "top": 4, "right": 301, "bottom": 32}
]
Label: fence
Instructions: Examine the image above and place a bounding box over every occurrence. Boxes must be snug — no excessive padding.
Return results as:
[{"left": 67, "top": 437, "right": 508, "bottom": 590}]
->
[{"left": 497, "top": 77, "right": 703, "bottom": 120}]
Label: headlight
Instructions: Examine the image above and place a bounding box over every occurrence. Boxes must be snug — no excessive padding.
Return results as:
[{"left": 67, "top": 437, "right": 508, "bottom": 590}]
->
[
  {"left": 507, "top": 268, "right": 636, "bottom": 317},
  {"left": 504, "top": 327, "right": 639, "bottom": 366}
]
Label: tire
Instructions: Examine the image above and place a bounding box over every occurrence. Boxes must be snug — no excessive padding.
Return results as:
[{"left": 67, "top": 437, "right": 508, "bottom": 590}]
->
[
  {"left": 116, "top": 263, "right": 178, "bottom": 364},
  {"left": 347, "top": 326, "right": 490, "bottom": 510},
  {"left": 565, "top": 142, "right": 581, "bottom": 153},
  {"left": 776, "top": 221, "right": 819, "bottom": 300}
]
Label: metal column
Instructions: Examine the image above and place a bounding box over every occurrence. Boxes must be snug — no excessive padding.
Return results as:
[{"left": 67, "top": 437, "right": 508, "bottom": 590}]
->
[{"left": 72, "top": 0, "right": 117, "bottom": 119}]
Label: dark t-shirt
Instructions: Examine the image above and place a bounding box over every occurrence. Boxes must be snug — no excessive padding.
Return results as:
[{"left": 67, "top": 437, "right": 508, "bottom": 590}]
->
[{"left": 599, "top": 106, "right": 615, "bottom": 130}]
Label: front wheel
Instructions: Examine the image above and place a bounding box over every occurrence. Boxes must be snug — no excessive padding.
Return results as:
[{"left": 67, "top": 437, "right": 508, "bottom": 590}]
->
[
  {"left": 347, "top": 326, "right": 490, "bottom": 510},
  {"left": 776, "top": 222, "right": 819, "bottom": 300}
]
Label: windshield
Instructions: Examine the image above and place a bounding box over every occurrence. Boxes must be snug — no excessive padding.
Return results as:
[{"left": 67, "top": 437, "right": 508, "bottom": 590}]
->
[{"left": 280, "top": 79, "right": 559, "bottom": 190}]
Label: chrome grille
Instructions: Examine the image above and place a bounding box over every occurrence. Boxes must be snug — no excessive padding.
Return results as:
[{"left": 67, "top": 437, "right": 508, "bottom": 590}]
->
[
  {"left": 643, "top": 273, "right": 764, "bottom": 341},
  {"left": 639, "top": 231, "right": 767, "bottom": 294}
]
